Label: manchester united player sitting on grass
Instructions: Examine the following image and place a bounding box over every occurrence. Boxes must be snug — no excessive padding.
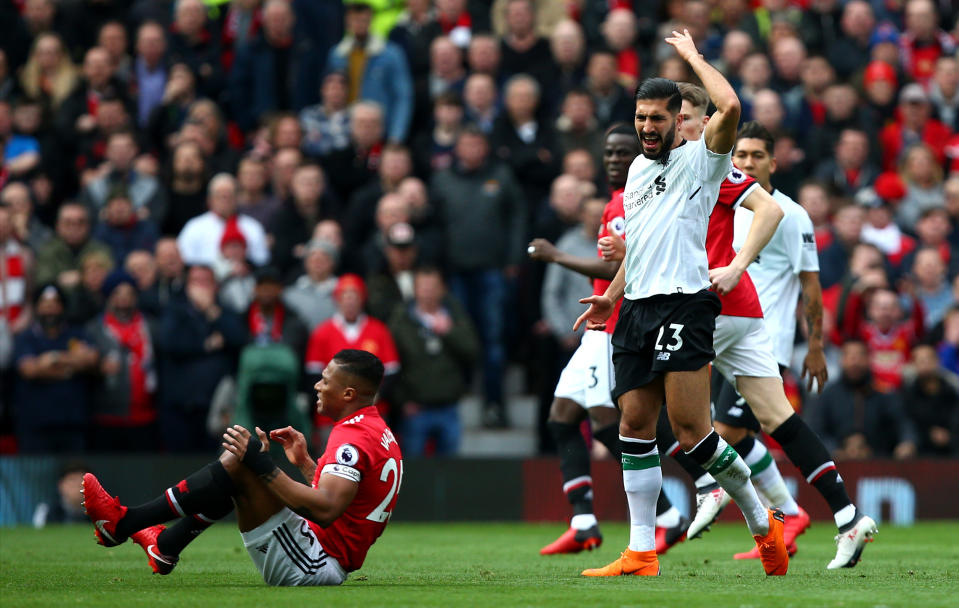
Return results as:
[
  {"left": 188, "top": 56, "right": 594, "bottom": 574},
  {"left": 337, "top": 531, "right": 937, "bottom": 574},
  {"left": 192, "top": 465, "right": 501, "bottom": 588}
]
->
[{"left": 81, "top": 349, "right": 403, "bottom": 586}]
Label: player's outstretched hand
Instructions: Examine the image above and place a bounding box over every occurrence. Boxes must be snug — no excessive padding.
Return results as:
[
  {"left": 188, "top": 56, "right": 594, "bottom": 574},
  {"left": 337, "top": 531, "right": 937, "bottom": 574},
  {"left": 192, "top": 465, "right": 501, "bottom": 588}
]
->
[
  {"left": 223, "top": 424, "right": 253, "bottom": 459},
  {"left": 801, "top": 348, "right": 828, "bottom": 394},
  {"left": 708, "top": 264, "right": 742, "bottom": 295},
  {"left": 270, "top": 426, "right": 311, "bottom": 468},
  {"left": 527, "top": 238, "right": 558, "bottom": 262},
  {"left": 665, "top": 29, "right": 701, "bottom": 62},
  {"left": 574, "top": 294, "right": 613, "bottom": 332}
]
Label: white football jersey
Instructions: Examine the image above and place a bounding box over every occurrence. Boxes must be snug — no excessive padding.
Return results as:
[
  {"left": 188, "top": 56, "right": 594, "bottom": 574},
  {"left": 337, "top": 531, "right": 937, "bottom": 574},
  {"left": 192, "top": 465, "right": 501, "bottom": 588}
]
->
[
  {"left": 732, "top": 188, "right": 819, "bottom": 365},
  {"left": 622, "top": 137, "right": 732, "bottom": 300}
]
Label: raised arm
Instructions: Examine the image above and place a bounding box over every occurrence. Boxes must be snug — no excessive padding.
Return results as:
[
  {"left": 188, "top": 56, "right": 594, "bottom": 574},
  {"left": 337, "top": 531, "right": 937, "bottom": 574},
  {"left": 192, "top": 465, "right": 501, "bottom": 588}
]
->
[{"left": 666, "top": 29, "right": 741, "bottom": 154}]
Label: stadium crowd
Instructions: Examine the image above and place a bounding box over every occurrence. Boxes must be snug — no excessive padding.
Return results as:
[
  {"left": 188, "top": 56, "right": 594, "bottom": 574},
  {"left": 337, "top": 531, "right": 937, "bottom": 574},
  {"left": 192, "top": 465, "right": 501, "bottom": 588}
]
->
[{"left": 0, "top": 0, "right": 957, "bottom": 459}]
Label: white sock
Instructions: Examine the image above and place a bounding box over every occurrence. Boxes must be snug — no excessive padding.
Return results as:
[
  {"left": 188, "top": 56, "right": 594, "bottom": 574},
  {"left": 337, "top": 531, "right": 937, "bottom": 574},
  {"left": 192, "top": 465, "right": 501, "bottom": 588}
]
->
[
  {"left": 694, "top": 473, "right": 717, "bottom": 490},
  {"left": 744, "top": 440, "right": 799, "bottom": 516},
  {"left": 834, "top": 504, "right": 857, "bottom": 530},
  {"left": 655, "top": 506, "right": 681, "bottom": 528},
  {"left": 693, "top": 433, "right": 769, "bottom": 537},
  {"left": 621, "top": 435, "right": 660, "bottom": 552},
  {"left": 570, "top": 513, "right": 597, "bottom": 530}
]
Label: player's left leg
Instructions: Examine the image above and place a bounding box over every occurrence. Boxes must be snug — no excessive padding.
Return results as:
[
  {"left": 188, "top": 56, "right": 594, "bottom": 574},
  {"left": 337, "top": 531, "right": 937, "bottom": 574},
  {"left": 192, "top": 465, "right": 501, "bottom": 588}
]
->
[{"left": 735, "top": 375, "right": 878, "bottom": 569}]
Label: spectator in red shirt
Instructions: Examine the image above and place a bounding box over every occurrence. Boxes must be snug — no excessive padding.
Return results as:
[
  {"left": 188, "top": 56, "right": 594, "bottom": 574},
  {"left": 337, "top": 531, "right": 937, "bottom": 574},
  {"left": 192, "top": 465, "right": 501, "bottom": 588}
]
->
[
  {"left": 841, "top": 287, "right": 924, "bottom": 392},
  {"left": 815, "top": 128, "right": 879, "bottom": 197},
  {"left": 601, "top": 8, "right": 640, "bottom": 93},
  {"left": 878, "top": 83, "right": 952, "bottom": 172},
  {"left": 899, "top": 0, "right": 956, "bottom": 85}
]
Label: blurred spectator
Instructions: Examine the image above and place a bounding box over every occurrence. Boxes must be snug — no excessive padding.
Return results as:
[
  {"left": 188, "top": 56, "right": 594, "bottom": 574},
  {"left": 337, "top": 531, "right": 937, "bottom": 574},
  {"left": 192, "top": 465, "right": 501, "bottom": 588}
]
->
[
  {"left": 64, "top": 248, "right": 114, "bottom": 325},
  {"left": 13, "top": 284, "right": 98, "bottom": 453},
  {"left": 300, "top": 71, "right": 352, "bottom": 158},
  {"left": 548, "top": 19, "right": 586, "bottom": 104},
  {"left": 862, "top": 60, "right": 898, "bottom": 126},
  {"left": 431, "top": 127, "right": 525, "bottom": 427},
  {"left": 92, "top": 188, "right": 159, "bottom": 264},
  {"left": 137, "top": 237, "right": 185, "bottom": 315},
  {"left": 230, "top": 0, "right": 321, "bottom": 132},
  {"left": 809, "top": 340, "right": 917, "bottom": 460},
  {"left": 345, "top": 144, "right": 413, "bottom": 258},
  {"left": 18, "top": 33, "right": 78, "bottom": 112},
  {"left": 397, "top": 176, "right": 442, "bottom": 265},
  {"left": 945, "top": 177, "right": 959, "bottom": 249},
  {"left": 328, "top": 1, "right": 413, "bottom": 142},
  {"left": 858, "top": 185, "right": 915, "bottom": 271},
  {"left": 304, "top": 274, "right": 399, "bottom": 434},
  {"left": 900, "top": 208, "right": 959, "bottom": 279},
  {"left": 268, "top": 146, "right": 301, "bottom": 203},
  {"left": 283, "top": 238, "right": 340, "bottom": 330},
  {"left": 930, "top": 55, "right": 959, "bottom": 130},
  {"left": 32, "top": 463, "right": 88, "bottom": 526},
  {"left": 359, "top": 192, "right": 412, "bottom": 276},
  {"left": 902, "top": 343, "right": 959, "bottom": 456},
  {"left": 58, "top": 46, "right": 130, "bottom": 148},
  {"left": 938, "top": 305, "right": 959, "bottom": 374},
  {"left": 797, "top": 179, "right": 834, "bottom": 251},
  {"left": 878, "top": 83, "right": 952, "bottom": 172},
  {"left": 555, "top": 88, "right": 602, "bottom": 172},
  {"left": 0, "top": 202, "right": 32, "bottom": 335},
  {"left": 324, "top": 101, "right": 386, "bottom": 202},
  {"left": 601, "top": 8, "right": 640, "bottom": 93},
  {"left": 420, "top": 36, "right": 465, "bottom": 122},
  {"left": 0, "top": 50, "right": 14, "bottom": 101},
  {"left": 85, "top": 271, "right": 157, "bottom": 451},
  {"left": 827, "top": 0, "right": 876, "bottom": 79},
  {"left": 584, "top": 49, "right": 632, "bottom": 130},
  {"left": 123, "top": 248, "right": 156, "bottom": 299},
  {"left": 805, "top": 83, "right": 876, "bottom": 170},
  {"left": 2, "top": 181, "right": 52, "bottom": 252},
  {"left": 271, "top": 163, "right": 338, "bottom": 277},
  {"left": 81, "top": 129, "right": 165, "bottom": 222},
  {"left": 911, "top": 247, "right": 955, "bottom": 328},
  {"left": 841, "top": 287, "right": 925, "bottom": 392},
  {"left": 235, "top": 155, "right": 280, "bottom": 229},
  {"left": 367, "top": 221, "right": 418, "bottom": 321},
  {"left": 498, "top": 0, "right": 554, "bottom": 91},
  {"left": 532, "top": 173, "right": 586, "bottom": 245},
  {"left": 562, "top": 147, "right": 599, "bottom": 190},
  {"left": 749, "top": 88, "right": 786, "bottom": 136},
  {"left": 435, "top": 0, "right": 473, "bottom": 48},
  {"left": 389, "top": 266, "right": 479, "bottom": 456},
  {"left": 462, "top": 73, "right": 500, "bottom": 134},
  {"left": 819, "top": 204, "right": 865, "bottom": 288},
  {"left": 161, "top": 140, "right": 207, "bottom": 235},
  {"left": 214, "top": 220, "right": 255, "bottom": 314},
  {"left": 34, "top": 202, "right": 112, "bottom": 292},
  {"left": 815, "top": 128, "right": 878, "bottom": 196},
  {"left": 145, "top": 63, "right": 198, "bottom": 158},
  {"left": 467, "top": 33, "right": 501, "bottom": 78},
  {"left": 177, "top": 173, "right": 269, "bottom": 267},
  {"left": 715, "top": 29, "right": 753, "bottom": 79},
  {"left": 166, "top": 0, "right": 224, "bottom": 99},
  {"left": 770, "top": 35, "right": 806, "bottom": 108},
  {"left": 156, "top": 264, "right": 247, "bottom": 452},
  {"left": 390, "top": 0, "right": 442, "bottom": 103},
  {"left": 491, "top": 74, "right": 560, "bottom": 210},
  {"left": 736, "top": 52, "right": 773, "bottom": 117},
  {"left": 97, "top": 20, "right": 130, "bottom": 86},
  {"left": 245, "top": 265, "right": 308, "bottom": 358},
  {"left": 0, "top": 101, "right": 41, "bottom": 181},
  {"left": 411, "top": 93, "right": 462, "bottom": 181},
  {"left": 896, "top": 143, "right": 945, "bottom": 231},
  {"left": 132, "top": 21, "right": 168, "bottom": 128},
  {"left": 900, "top": 0, "right": 956, "bottom": 85}
]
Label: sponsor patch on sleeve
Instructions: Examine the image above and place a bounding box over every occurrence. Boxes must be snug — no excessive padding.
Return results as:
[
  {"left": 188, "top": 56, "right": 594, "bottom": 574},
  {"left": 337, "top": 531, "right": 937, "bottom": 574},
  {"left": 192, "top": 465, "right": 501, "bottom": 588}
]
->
[{"left": 322, "top": 463, "right": 361, "bottom": 483}]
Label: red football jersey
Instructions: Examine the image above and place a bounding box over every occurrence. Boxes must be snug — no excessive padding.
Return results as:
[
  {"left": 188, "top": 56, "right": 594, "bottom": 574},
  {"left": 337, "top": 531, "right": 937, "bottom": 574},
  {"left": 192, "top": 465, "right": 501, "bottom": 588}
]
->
[
  {"left": 309, "top": 405, "right": 403, "bottom": 572},
  {"left": 305, "top": 315, "right": 400, "bottom": 424},
  {"left": 596, "top": 189, "right": 625, "bottom": 334},
  {"left": 707, "top": 170, "right": 764, "bottom": 318}
]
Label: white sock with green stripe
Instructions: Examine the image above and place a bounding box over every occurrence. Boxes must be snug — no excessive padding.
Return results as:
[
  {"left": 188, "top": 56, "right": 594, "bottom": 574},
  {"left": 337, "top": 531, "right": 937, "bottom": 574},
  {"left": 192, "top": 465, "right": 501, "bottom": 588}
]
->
[
  {"left": 621, "top": 435, "right": 661, "bottom": 552},
  {"left": 739, "top": 437, "right": 799, "bottom": 516},
  {"left": 688, "top": 431, "right": 769, "bottom": 537}
]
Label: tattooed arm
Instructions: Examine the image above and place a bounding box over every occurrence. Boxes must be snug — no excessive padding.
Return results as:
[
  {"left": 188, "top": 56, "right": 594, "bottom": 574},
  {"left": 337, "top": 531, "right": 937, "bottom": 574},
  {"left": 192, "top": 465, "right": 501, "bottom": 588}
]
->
[{"left": 799, "top": 270, "right": 828, "bottom": 393}]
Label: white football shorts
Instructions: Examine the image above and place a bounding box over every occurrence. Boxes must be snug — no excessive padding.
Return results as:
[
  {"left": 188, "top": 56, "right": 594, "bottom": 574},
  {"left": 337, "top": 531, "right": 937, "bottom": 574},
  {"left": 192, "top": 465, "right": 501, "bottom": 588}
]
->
[
  {"left": 553, "top": 330, "right": 615, "bottom": 408},
  {"left": 712, "top": 315, "right": 781, "bottom": 383},
  {"left": 241, "top": 508, "right": 347, "bottom": 586}
]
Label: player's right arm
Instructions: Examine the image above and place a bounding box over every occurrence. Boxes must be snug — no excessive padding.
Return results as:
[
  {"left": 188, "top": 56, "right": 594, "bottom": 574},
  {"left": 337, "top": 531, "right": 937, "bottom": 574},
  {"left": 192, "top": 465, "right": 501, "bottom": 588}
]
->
[
  {"left": 798, "top": 270, "right": 828, "bottom": 393},
  {"left": 528, "top": 238, "right": 618, "bottom": 280},
  {"left": 666, "top": 29, "right": 740, "bottom": 154}
]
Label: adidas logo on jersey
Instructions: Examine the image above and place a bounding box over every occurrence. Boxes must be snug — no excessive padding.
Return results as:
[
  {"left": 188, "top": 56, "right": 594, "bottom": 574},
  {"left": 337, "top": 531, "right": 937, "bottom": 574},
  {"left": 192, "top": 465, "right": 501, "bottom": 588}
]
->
[
  {"left": 656, "top": 351, "right": 671, "bottom": 361},
  {"left": 344, "top": 414, "right": 365, "bottom": 425}
]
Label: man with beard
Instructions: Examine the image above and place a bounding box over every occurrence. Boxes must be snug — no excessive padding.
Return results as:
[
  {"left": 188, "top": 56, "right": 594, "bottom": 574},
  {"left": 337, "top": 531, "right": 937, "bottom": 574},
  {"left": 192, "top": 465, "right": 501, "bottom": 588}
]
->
[
  {"left": 574, "top": 30, "right": 787, "bottom": 577},
  {"left": 12, "top": 284, "right": 99, "bottom": 452}
]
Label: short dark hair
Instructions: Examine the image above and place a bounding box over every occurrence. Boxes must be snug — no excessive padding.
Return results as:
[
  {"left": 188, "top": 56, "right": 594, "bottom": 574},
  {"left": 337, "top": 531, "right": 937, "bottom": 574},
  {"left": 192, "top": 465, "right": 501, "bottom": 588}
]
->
[
  {"left": 634, "top": 78, "right": 682, "bottom": 114},
  {"left": 736, "top": 121, "right": 775, "bottom": 154},
  {"left": 604, "top": 122, "right": 636, "bottom": 139},
  {"left": 332, "top": 349, "right": 385, "bottom": 393}
]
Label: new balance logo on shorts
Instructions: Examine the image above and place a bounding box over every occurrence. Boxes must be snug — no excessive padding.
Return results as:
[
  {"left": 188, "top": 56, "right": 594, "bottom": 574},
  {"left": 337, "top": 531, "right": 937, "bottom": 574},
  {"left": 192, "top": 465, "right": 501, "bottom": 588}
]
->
[{"left": 656, "top": 352, "right": 671, "bottom": 361}]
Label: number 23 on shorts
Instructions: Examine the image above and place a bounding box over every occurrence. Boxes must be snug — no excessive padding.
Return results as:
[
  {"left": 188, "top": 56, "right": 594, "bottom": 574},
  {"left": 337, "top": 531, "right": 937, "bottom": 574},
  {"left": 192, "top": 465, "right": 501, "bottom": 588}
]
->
[{"left": 654, "top": 323, "right": 684, "bottom": 352}]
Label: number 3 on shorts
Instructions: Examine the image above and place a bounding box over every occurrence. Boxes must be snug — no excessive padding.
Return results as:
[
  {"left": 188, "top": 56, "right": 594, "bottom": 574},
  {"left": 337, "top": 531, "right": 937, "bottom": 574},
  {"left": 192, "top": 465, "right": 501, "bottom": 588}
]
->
[{"left": 654, "top": 323, "right": 684, "bottom": 352}]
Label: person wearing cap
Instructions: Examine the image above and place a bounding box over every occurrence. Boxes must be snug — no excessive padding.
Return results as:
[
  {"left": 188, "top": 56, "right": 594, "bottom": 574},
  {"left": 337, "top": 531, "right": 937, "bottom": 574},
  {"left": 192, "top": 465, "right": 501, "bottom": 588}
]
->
[
  {"left": 878, "top": 82, "right": 953, "bottom": 172},
  {"left": 283, "top": 239, "right": 340, "bottom": 331},
  {"left": 85, "top": 270, "right": 159, "bottom": 451},
  {"left": 327, "top": 0, "right": 413, "bottom": 143},
  {"left": 862, "top": 60, "right": 899, "bottom": 125},
  {"left": 366, "top": 221, "right": 418, "bottom": 321},
  {"left": 12, "top": 283, "right": 99, "bottom": 453},
  {"left": 304, "top": 273, "right": 400, "bottom": 444}
]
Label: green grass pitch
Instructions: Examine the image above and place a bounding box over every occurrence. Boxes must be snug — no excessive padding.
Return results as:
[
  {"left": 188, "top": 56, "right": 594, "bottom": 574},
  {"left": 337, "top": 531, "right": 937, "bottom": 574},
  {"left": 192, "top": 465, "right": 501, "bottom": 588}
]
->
[{"left": 2, "top": 521, "right": 957, "bottom": 607}]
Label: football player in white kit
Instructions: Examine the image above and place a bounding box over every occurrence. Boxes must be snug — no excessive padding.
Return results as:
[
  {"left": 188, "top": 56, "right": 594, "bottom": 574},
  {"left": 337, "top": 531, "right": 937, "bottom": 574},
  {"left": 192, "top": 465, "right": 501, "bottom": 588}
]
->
[{"left": 574, "top": 30, "right": 788, "bottom": 577}]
